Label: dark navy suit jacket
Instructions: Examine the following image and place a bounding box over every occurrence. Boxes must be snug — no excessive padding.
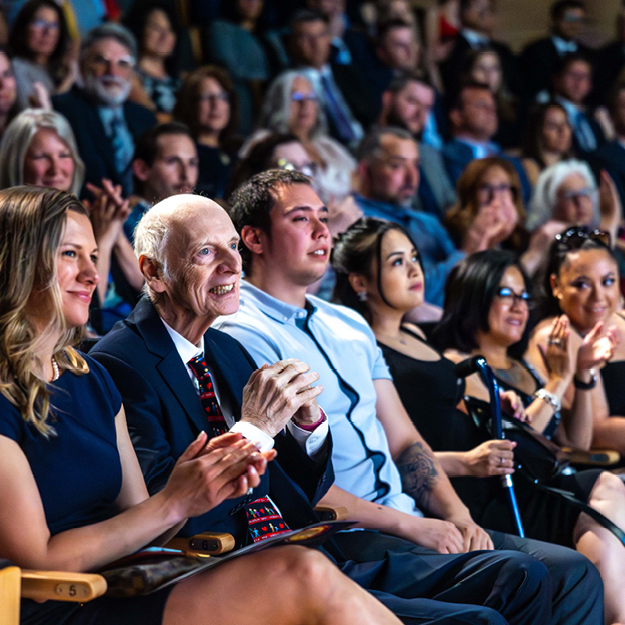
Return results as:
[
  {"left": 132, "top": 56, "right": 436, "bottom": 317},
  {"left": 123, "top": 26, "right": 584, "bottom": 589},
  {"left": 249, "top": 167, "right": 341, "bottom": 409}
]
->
[
  {"left": 594, "top": 141, "right": 625, "bottom": 217},
  {"left": 441, "top": 138, "right": 532, "bottom": 205},
  {"left": 52, "top": 87, "right": 156, "bottom": 196},
  {"left": 91, "top": 297, "right": 332, "bottom": 543}
]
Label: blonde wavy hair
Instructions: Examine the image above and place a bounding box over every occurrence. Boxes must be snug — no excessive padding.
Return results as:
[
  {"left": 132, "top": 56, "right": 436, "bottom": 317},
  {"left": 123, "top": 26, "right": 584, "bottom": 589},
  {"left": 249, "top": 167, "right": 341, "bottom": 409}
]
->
[{"left": 0, "top": 186, "right": 89, "bottom": 436}]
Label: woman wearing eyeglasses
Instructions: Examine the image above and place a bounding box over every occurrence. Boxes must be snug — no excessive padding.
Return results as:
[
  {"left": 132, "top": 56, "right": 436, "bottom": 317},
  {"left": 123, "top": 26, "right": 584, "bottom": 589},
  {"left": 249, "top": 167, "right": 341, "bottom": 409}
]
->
[
  {"left": 527, "top": 159, "right": 621, "bottom": 248},
  {"left": 241, "top": 70, "right": 356, "bottom": 208},
  {"left": 8, "top": 0, "right": 74, "bottom": 110},
  {"left": 173, "top": 66, "right": 239, "bottom": 200},
  {"left": 528, "top": 227, "right": 625, "bottom": 457},
  {"left": 435, "top": 248, "right": 625, "bottom": 625},
  {"left": 445, "top": 157, "right": 567, "bottom": 278}
]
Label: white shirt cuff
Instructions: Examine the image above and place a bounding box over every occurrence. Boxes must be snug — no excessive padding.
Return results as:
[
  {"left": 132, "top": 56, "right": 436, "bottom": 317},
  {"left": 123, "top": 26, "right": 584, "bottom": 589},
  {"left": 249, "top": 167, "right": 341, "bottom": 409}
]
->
[
  {"left": 287, "top": 417, "right": 330, "bottom": 462},
  {"left": 229, "top": 422, "right": 275, "bottom": 452}
]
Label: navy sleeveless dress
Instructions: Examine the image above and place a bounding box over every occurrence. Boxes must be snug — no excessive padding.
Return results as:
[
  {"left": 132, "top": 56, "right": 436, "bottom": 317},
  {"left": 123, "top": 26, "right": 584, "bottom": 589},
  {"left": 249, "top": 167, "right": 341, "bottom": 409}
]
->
[{"left": 0, "top": 355, "right": 174, "bottom": 624}]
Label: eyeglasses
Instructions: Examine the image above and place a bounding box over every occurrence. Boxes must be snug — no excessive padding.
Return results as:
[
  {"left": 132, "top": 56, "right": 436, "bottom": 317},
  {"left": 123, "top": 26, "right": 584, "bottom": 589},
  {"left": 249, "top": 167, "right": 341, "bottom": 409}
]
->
[
  {"left": 275, "top": 157, "right": 317, "bottom": 178},
  {"left": 496, "top": 286, "right": 531, "bottom": 307},
  {"left": 31, "top": 18, "right": 59, "bottom": 30},
  {"left": 554, "top": 226, "right": 611, "bottom": 248},
  {"left": 560, "top": 187, "right": 595, "bottom": 202},
  {"left": 291, "top": 91, "right": 318, "bottom": 103},
  {"left": 198, "top": 92, "right": 230, "bottom": 103},
  {"left": 88, "top": 53, "right": 135, "bottom": 71},
  {"left": 477, "top": 183, "right": 517, "bottom": 203}
]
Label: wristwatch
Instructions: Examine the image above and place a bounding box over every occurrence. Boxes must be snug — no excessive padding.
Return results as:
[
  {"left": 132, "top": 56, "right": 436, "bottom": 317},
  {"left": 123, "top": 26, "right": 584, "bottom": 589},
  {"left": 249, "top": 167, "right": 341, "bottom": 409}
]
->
[{"left": 573, "top": 370, "right": 597, "bottom": 390}]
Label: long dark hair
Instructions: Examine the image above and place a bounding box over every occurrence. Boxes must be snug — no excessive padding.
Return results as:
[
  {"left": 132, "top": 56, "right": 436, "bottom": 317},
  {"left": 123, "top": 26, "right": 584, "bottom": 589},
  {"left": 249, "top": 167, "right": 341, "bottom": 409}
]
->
[
  {"left": 433, "top": 249, "right": 532, "bottom": 360},
  {"left": 332, "top": 217, "right": 423, "bottom": 321},
  {"left": 8, "top": 0, "right": 70, "bottom": 84},
  {"left": 534, "top": 228, "right": 618, "bottom": 321},
  {"left": 521, "top": 102, "right": 572, "bottom": 168},
  {"left": 172, "top": 65, "right": 239, "bottom": 151}
]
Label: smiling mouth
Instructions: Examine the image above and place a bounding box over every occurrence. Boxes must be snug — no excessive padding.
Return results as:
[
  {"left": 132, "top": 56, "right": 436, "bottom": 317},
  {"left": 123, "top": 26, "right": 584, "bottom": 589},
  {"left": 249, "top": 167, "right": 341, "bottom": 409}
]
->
[
  {"left": 311, "top": 249, "right": 326, "bottom": 256},
  {"left": 210, "top": 284, "right": 235, "bottom": 295}
]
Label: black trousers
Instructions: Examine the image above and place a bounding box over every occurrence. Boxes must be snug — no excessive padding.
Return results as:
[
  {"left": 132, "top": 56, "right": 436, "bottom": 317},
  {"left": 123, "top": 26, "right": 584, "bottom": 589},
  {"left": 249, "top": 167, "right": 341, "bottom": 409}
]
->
[{"left": 333, "top": 529, "right": 603, "bottom": 625}]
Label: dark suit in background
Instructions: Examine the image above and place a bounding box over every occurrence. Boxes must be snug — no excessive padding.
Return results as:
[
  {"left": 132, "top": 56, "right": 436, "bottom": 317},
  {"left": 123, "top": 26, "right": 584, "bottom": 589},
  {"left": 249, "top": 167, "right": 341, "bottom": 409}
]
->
[
  {"left": 594, "top": 140, "right": 625, "bottom": 216},
  {"left": 52, "top": 87, "right": 156, "bottom": 197},
  {"left": 520, "top": 38, "right": 594, "bottom": 102},
  {"left": 442, "top": 34, "right": 523, "bottom": 99}
]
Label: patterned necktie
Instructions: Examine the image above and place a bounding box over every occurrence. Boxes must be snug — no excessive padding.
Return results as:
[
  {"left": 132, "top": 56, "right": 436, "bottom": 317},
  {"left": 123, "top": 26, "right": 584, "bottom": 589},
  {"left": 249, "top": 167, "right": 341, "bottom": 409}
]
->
[
  {"left": 108, "top": 113, "right": 134, "bottom": 193},
  {"left": 187, "top": 354, "right": 229, "bottom": 437},
  {"left": 320, "top": 73, "right": 356, "bottom": 144},
  {"left": 245, "top": 495, "right": 291, "bottom": 543}
]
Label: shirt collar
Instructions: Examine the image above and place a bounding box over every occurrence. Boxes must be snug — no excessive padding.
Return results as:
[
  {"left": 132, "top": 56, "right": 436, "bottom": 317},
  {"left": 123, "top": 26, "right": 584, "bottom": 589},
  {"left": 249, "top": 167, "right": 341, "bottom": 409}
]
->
[
  {"left": 462, "top": 28, "right": 490, "bottom": 47},
  {"left": 552, "top": 35, "right": 577, "bottom": 55},
  {"left": 161, "top": 318, "right": 205, "bottom": 364},
  {"left": 240, "top": 280, "right": 313, "bottom": 324},
  {"left": 353, "top": 193, "right": 414, "bottom": 218}
]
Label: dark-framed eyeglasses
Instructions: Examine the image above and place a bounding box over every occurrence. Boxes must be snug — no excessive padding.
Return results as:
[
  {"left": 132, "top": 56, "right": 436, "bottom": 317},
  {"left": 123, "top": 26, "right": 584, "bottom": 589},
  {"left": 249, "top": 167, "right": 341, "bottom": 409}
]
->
[
  {"left": 477, "top": 183, "right": 518, "bottom": 204},
  {"left": 554, "top": 226, "right": 611, "bottom": 249},
  {"left": 495, "top": 286, "right": 531, "bottom": 307}
]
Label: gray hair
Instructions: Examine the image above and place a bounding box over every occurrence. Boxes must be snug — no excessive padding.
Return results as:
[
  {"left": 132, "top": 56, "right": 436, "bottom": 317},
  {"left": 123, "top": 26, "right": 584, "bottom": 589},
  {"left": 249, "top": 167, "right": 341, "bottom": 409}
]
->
[
  {"left": 356, "top": 125, "right": 415, "bottom": 162},
  {"left": 527, "top": 159, "right": 598, "bottom": 230},
  {"left": 80, "top": 23, "right": 137, "bottom": 62},
  {"left": 133, "top": 202, "right": 173, "bottom": 294},
  {"left": 258, "top": 70, "right": 328, "bottom": 137},
  {"left": 0, "top": 109, "right": 85, "bottom": 196}
]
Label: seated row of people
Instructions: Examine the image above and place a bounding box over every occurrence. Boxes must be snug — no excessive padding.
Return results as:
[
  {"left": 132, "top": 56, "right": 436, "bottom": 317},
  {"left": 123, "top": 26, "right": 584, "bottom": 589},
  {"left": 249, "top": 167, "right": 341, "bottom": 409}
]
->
[{"left": 0, "top": 181, "right": 610, "bottom": 624}]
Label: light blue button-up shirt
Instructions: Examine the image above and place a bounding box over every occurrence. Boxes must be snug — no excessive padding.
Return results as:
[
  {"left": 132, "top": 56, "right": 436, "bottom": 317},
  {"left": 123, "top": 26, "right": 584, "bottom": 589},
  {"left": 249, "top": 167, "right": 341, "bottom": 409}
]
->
[{"left": 214, "top": 281, "right": 423, "bottom": 517}]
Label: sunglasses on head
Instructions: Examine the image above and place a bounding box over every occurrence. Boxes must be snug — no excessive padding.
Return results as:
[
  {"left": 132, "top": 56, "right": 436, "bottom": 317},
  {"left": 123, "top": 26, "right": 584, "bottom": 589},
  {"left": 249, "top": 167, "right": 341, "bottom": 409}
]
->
[{"left": 554, "top": 227, "right": 611, "bottom": 249}]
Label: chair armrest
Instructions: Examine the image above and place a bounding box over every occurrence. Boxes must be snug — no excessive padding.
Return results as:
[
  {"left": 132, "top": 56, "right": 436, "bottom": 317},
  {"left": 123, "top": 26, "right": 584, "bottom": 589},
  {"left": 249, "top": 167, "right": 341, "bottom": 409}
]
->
[
  {"left": 315, "top": 505, "right": 349, "bottom": 521},
  {"left": 561, "top": 447, "right": 621, "bottom": 466},
  {"left": 165, "top": 532, "right": 235, "bottom": 556},
  {"left": 20, "top": 570, "right": 107, "bottom": 603},
  {"left": 0, "top": 564, "right": 20, "bottom": 625}
]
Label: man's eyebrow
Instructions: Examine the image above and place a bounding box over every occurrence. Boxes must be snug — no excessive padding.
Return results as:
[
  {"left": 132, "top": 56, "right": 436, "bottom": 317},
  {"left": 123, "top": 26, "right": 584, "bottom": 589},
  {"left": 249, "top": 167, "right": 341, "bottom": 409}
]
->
[{"left": 284, "top": 204, "right": 329, "bottom": 215}]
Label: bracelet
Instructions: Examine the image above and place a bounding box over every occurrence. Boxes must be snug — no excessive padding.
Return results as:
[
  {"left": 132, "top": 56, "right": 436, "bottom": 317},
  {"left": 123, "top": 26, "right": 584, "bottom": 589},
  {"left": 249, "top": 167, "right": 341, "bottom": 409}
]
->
[
  {"left": 573, "top": 370, "right": 597, "bottom": 390},
  {"left": 294, "top": 407, "right": 326, "bottom": 431},
  {"left": 534, "top": 388, "right": 562, "bottom": 412}
]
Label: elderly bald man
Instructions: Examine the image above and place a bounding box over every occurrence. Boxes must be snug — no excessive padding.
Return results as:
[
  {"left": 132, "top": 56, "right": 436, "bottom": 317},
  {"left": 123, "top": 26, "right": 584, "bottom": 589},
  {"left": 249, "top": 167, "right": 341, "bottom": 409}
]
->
[{"left": 92, "top": 194, "right": 553, "bottom": 625}]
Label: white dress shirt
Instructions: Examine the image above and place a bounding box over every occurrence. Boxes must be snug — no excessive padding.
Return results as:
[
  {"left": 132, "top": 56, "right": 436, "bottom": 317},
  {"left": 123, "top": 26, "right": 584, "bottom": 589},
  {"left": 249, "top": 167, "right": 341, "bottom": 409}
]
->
[{"left": 161, "top": 319, "right": 329, "bottom": 459}]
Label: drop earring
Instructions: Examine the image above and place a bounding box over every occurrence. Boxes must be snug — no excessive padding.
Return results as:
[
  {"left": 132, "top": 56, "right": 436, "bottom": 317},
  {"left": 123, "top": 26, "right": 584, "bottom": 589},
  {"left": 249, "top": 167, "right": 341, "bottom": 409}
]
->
[{"left": 357, "top": 291, "right": 368, "bottom": 302}]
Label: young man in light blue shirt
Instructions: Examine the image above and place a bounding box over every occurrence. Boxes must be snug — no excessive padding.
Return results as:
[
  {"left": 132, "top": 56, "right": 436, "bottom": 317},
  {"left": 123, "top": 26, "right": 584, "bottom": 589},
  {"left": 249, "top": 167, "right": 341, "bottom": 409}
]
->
[{"left": 214, "top": 169, "right": 604, "bottom": 625}]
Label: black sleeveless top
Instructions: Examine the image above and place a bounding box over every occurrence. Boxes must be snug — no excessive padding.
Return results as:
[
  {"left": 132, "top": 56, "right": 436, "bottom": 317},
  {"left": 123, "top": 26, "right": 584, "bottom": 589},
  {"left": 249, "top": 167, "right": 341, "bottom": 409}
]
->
[
  {"left": 601, "top": 360, "right": 625, "bottom": 416},
  {"left": 378, "top": 328, "right": 482, "bottom": 453}
]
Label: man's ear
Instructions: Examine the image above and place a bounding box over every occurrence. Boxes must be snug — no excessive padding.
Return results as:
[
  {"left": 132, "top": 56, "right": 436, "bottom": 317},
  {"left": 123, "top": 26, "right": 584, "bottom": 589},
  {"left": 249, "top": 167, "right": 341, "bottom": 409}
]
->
[
  {"left": 449, "top": 108, "right": 463, "bottom": 130},
  {"left": 132, "top": 159, "right": 150, "bottom": 182},
  {"left": 379, "top": 91, "right": 393, "bottom": 123},
  {"left": 240, "top": 225, "right": 265, "bottom": 256},
  {"left": 139, "top": 255, "right": 167, "bottom": 293},
  {"left": 355, "top": 161, "right": 371, "bottom": 195}
]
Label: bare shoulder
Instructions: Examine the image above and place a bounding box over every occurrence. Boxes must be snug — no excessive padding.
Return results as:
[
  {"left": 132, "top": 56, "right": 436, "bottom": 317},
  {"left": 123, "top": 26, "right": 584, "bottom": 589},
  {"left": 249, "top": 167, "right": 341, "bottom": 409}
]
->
[{"left": 443, "top": 348, "right": 469, "bottom": 364}]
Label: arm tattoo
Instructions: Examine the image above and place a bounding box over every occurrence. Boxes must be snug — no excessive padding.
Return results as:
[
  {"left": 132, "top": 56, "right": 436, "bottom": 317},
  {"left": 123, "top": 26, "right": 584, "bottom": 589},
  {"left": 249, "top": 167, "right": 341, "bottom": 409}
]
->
[{"left": 396, "top": 441, "right": 438, "bottom": 510}]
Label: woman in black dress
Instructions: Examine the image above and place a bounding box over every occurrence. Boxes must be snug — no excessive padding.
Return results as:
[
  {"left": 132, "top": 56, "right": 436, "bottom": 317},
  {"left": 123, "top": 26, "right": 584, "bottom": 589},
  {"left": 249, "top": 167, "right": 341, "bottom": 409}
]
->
[
  {"left": 0, "top": 187, "right": 400, "bottom": 625},
  {"left": 433, "top": 247, "right": 625, "bottom": 625},
  {"left": 332, "top": 218, "right": 525, "bottom": 493}
]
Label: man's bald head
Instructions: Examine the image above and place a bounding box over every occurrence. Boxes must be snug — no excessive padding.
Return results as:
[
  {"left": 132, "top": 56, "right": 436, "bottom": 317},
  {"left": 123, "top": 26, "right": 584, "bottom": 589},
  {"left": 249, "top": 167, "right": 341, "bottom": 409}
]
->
[{"left": 134, "top": 194, "right": 229, "bottom": 283}]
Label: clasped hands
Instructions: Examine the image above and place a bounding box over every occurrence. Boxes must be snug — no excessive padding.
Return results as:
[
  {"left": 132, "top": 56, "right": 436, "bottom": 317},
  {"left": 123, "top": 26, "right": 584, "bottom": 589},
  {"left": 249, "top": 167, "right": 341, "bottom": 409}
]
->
[{"left": 240, "top": 358, "right": 324, "bottom": 438}]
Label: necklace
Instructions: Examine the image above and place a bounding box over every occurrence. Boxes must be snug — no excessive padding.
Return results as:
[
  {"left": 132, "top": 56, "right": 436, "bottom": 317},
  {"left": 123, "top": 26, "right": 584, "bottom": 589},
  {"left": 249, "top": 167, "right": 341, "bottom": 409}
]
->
[{"left": 51, "top": 356, "right": 60, "bottom": 382}]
